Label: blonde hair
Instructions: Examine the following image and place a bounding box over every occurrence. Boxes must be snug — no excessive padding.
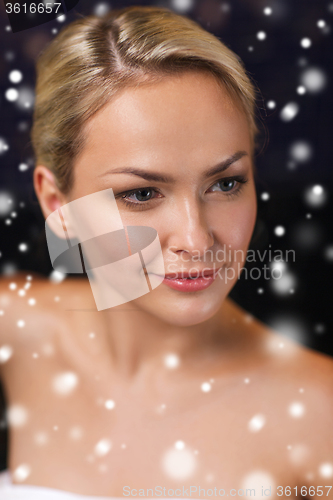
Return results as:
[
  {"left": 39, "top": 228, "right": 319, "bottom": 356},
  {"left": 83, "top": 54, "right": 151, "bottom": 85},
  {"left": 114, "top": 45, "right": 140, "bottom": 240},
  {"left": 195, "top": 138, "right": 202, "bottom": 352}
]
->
[{"left": 31, "top": 5, "right": 261, "bottom": 194}]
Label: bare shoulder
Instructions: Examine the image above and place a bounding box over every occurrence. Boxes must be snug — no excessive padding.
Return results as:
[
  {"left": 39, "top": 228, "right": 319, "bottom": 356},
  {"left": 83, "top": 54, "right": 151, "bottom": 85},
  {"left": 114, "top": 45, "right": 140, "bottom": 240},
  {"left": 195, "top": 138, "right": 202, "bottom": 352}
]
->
[
  {"left": 255, "top": 326, "right": 333, "bottom": 481},
  {"left": 231, "top": 298, "right": 333, "bottom": 438},
  {"left": 256, "top": 313, "right": 333, "bottom": 398},
  {"left": 0, "top": 272, "right": 92, "bottom": 348},
  {"left": 227, "top": 296, "right": 333, "bottom": 388}
]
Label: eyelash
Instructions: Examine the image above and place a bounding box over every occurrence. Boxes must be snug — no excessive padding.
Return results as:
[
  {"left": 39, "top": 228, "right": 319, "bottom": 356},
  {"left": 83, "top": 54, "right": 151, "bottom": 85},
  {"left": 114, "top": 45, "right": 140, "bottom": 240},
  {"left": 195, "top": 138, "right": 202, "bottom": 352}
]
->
[{"left": 116, "top": 175, "right": 249, "bottom": 210}]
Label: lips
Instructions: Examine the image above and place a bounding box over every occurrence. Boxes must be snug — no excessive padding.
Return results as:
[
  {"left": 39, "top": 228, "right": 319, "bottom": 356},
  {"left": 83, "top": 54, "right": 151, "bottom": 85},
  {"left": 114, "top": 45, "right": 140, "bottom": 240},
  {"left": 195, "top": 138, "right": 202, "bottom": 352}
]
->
[{"left": 160, "top": 266, "right": 224, "bottom": 292}]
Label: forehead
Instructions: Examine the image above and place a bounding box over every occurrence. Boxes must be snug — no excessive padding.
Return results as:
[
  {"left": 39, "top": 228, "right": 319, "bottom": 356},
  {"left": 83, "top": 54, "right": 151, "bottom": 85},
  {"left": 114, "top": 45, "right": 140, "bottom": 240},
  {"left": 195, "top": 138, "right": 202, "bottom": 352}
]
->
[{"left": 77, "top": 72, "right": 251, "bottom": 174}]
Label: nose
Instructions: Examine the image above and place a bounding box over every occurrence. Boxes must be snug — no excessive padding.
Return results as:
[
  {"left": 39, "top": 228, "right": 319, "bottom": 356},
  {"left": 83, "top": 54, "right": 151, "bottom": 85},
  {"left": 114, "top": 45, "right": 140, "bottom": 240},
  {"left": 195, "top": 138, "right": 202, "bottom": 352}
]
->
[{"left": 168, "top": 197, "right": 214, "bottom": 259}]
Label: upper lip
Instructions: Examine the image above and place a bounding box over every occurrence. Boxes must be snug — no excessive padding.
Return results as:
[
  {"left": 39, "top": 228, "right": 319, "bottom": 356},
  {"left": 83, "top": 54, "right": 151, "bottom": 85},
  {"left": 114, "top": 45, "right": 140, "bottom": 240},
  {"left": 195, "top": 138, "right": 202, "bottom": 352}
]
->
[{"left": 163, "top": 268, "right": 221, "bottom": 279}]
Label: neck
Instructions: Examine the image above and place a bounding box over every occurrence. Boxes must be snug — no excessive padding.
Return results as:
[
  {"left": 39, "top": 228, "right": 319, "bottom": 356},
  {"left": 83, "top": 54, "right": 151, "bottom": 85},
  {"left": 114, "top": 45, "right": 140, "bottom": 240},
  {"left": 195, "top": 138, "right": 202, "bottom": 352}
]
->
[{"left": 96, "top": 298, "right": 238, "bottom": 384}]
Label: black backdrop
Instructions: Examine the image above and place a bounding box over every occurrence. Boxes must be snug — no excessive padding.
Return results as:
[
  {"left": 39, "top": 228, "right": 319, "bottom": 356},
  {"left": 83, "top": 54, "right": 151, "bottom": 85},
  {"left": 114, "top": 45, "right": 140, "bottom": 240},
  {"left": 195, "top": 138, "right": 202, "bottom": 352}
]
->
[{"left": 0, "top": 0, "right": 332, "bottom": 471}]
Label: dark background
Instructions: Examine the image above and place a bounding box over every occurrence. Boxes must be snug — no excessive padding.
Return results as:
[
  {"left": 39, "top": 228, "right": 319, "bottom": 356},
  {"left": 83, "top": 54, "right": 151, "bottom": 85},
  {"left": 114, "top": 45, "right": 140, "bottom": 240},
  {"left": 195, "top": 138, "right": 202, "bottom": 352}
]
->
[{"left": 0, "top": 0, "right": 332, "bottom": 471}]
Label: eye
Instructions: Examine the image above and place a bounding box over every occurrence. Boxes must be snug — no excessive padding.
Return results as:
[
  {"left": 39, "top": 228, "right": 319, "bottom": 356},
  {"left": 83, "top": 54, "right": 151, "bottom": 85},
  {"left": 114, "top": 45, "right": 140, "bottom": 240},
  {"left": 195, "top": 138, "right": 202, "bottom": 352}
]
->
[
  {"left": 115, "top": 186, "right": 163, "bottom": 210},
  {"left": 207, "top": 175, "right": 249, "bottom": 198},
  {"left": 211, "top": 179, "right": 237, "bottom": 192},
  {"left": 210, "top": 179, "right": 238, "bottom": 192},
  {"left": 127, "top": 188, "right": 154, "bottom": 202}
]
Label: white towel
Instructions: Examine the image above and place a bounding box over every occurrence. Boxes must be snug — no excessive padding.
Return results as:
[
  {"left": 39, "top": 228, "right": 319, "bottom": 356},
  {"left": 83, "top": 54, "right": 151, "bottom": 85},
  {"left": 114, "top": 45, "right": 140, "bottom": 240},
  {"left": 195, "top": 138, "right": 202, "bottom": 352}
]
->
[{"left": 0, "top": 470, "right": 123, "bottom": 499}]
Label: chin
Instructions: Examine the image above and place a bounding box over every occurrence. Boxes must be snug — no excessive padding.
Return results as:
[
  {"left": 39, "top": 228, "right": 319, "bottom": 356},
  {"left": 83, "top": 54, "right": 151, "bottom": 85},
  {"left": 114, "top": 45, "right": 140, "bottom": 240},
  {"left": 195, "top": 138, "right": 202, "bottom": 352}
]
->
[{"left": 132, "top": 284, "right": 229, "bottom": 327}]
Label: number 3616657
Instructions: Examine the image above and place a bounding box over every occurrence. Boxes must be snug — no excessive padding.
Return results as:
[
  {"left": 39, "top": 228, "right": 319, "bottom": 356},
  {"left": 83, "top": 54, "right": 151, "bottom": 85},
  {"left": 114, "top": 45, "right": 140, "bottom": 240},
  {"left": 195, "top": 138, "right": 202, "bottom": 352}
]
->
[
  {"left": 277, "top": 486, "right": 332, "bottom": 496},
  {"left": 5, "top": 3, "right": 61, "bottom": 14}
]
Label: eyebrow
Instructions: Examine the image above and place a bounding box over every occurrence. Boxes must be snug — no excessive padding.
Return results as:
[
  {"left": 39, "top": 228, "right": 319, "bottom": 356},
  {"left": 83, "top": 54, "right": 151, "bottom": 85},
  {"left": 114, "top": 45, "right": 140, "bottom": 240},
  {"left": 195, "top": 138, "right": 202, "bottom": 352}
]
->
[{"left": 100, "top": 150, "right": 248, "bottom": 183}]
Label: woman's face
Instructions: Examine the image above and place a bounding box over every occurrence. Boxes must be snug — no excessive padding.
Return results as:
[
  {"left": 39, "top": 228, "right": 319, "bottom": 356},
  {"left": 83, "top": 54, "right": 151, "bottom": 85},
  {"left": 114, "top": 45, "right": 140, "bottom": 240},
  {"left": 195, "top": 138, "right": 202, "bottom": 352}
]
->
[{"left": 67, "top": 71, "right": 257, "bottom": 326}]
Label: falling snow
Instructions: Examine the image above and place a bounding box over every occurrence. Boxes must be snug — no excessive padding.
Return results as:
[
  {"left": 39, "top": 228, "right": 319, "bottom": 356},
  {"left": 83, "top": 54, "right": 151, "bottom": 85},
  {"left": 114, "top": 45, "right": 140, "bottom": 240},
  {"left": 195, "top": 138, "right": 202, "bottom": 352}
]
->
[
  {"left": 49, "top": 269, "right": 66, "bottom": 283},
  {"left": 266, "top": 100, "right": 276, "bottom": 109},
  {"left": 257, "top": 31, "right": 267, "bottom": 40},
  {"left": 105, "top": 399, "right": 115, "bottom": 410},
  {"left": 6, "top": 404, "right": 29, "bottom": 427},
  {"left": 280, "top": 102, "right": 299, "bottom": 122},
  {"left": 288, "top": 444, "right": 309, "bottom": 465},
  {"left": 274, "top": 225, "right": 285, "bottom": 237},
  {"left": 94, "top": 438, "right": 112, "bottom": 456},
  {"left": 8, "top": 70, "right": 23, "bottom": 84},
  {"left": 201, "top": 381, "right": 212, "bottom": 392},
  {"left": 5, "top": 88, "right": 19, "bottom": 102},
  {"left": 34, "top": 431, "right": 49, "bottom": 446},
  {"left": 300, "top": 67, "right": 327, "bottom": 93},
  {"left": 288, "top": 401, "right": 305, "bottom": 418},
  {"left": 296, "top": 85, "right": 306, "bottom": 95},
  {"left": 248, "top": 414, "right": 266, "bottom": 432},
  {"left": 270, "top": 271, "right": 297, "bottom": 295},
  {"left": 164, "top": 353, "right": 180, "bottom": 369},
  {"left": 300, "top": 38, "right": 312, "bottom": 48},
  {"left": 0, "top": 345, "right": 13, "bottom": 363},
  {"left": 13, "top": 464, "right": 31, "bottom": 482},
  {"left": 69, "top": 426, "right": 84, "bottom": 441},
  {"left": 263, "top": 7, "right": 272, "bottom": 16},
  {"left": 18, "top": 242, "right": 28, "bottom": 252},
  {"left": 304, "top": 185, "right": 327, "bottom": 208},
  {"left": 319, "top": 463, "right": 333, "bottom": 478},
  {"left": 289, "top": 140, "right": 313, "bottom": 163},
  {"left": 324, "top": 244, "right": 333, "bottom": 262},
  {"left": 0, "top": 139, "right": 9, "bottom": 155},
  {"left": 314, "top": 323, "right": 326, "bottom": 334},
  {"left": 93, "top": 2, "right": 111, "bottom": 16},
  {"left": 170, "top": 0, "right": 194, "bottom": 14},
  {"left": 242, "top": 471, "right": 276, "bottom": 496},
  {"left": 162, "top": 442, "right": 197, "bottom": 480},
  {"left": 52, "top": 371, "right": 79, "bottom": 396}
]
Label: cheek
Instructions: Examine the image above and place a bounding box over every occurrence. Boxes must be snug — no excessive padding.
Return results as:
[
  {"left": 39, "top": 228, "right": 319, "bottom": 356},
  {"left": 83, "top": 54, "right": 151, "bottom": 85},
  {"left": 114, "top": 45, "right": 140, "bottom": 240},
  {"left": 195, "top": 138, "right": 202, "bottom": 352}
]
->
[{"left": 211, "top": 196, "right": 257, "bottom": 253}]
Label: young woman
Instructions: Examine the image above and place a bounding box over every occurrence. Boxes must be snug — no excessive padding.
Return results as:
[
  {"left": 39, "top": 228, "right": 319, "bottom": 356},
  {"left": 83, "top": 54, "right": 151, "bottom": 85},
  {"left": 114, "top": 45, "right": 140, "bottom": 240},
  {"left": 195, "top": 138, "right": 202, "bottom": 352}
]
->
[{"left": 0, "top": 5, "right": 332, "bottom": 499}]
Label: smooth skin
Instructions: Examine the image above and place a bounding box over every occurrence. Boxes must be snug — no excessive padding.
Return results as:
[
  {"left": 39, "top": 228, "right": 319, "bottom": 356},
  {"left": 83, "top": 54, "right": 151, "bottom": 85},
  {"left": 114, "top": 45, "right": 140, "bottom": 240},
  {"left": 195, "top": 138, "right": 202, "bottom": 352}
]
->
[{"left": 0, "top": 72, "right": 332, "bottom": 498}]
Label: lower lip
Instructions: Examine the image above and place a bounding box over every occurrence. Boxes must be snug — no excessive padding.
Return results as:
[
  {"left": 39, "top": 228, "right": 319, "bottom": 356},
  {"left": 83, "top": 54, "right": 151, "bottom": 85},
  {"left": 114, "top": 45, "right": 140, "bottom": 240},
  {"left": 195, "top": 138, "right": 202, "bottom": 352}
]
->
[{"left": 162, "top": 274, "right": 218, "bottom": 292}]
